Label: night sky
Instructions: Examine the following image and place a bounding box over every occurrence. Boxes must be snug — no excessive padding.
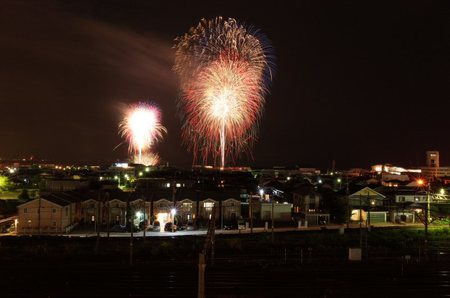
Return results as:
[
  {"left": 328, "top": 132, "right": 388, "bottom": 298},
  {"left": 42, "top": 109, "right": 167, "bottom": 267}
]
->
[{"left": 1, "top": 0, "right": 450, "bottom": 169}]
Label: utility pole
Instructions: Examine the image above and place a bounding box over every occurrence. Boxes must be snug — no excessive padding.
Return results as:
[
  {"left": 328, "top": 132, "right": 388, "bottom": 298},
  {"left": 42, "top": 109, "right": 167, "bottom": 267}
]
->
[
  {"left": 130, "top": 216, "right": 133, "bottom": 266},
  {"left": 425, "top": 184, "right": 430, "bottom": 238},
  {"left": 127, "top": 192, "right": 134, "bottom": 266},
  {"left": 198, "top": 205, "right": 216, "bottom": 298},
  {"left": 366, "top": 191, "right": 371, "bottom": 229},
  {"left": 220, "top": 203, "right": 224, "bottom": 230},
  {"left": 143, "top": 199, "right": 146, "bottom": 241},
  {"left": 107, "top": 197, "right": 110, "bottom": 238},
  {"left": 249, "top": 192, "right": 253, "bottom": 234},
  {"left": 38, "top": 196, "right": 41, "bottom": 234},
  {"left": 271, "top": 198, "right": 275, "bottom": 243},
  {"left": 346, "top": 175, "right": 350, "bottom": 229},
  {"left": 198, "top": 253, "right": 206, "bottom": 298},
  {"left": 96, "top": 190, "right": 101, "bottom": 254},
  {"left": 359, "top": 194, "right": 362, "bottom": 249}
]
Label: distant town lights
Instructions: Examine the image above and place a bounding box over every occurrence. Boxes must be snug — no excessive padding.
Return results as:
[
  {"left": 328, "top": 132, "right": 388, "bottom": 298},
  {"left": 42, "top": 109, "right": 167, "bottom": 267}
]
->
[{"left": 114, "top": 163, "right": 129, "bottom": 168}]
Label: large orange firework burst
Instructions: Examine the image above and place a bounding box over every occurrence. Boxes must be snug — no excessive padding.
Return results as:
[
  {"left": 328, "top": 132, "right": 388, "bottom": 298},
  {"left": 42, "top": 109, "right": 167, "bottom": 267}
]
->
[
  {"left": 119, "top": 102, "right": 167, "bottom": 165},
  {"left": 174, "top": 17, "right": 275, "bottom": 168}
]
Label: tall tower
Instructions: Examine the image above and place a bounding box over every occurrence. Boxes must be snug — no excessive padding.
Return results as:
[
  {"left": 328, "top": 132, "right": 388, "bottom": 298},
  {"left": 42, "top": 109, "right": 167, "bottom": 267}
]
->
[{"left": 426, "top": 151, "right": 439, "bottom": 168}]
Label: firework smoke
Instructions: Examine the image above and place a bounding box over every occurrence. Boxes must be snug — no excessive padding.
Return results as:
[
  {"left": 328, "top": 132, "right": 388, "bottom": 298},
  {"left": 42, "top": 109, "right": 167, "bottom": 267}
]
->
[
  {"left": 174, "top": 17, "right": 274, "bottom": 168},
  {"left": 119, "top": 102, "right": 167, "bottom": 165}
]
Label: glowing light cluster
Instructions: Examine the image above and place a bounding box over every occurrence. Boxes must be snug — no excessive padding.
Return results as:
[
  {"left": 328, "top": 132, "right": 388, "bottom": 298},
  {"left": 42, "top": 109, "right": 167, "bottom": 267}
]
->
[
  {"left": 119, "top": 102, "right": 167, "bottom": 165},
  {"left": 133, "top": 152, "right": 161, "bottom": 167},
  {"left": 174, "top": 17, "right": 275, "bottom": 168}
]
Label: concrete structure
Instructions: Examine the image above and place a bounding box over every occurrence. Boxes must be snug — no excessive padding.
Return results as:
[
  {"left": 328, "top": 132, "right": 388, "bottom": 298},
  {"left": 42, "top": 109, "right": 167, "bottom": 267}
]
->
[
  {"left": 421, "top": 151, "right": 450, "bottom": 178},
  {"left": 45, "top": 179, "right": 90, "bottom": 192},
  {"left": 426, "top": 151, "right": 439, "bottom": 168},
  {"left": 260, "top": 203, "right": 292, "bottom": 221}
]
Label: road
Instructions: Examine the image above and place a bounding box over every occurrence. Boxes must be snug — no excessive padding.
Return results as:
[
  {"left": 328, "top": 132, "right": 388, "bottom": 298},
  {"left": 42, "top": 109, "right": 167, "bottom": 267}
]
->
[{"left": 59, "top": 222, "right": 426, "bottom": 238}]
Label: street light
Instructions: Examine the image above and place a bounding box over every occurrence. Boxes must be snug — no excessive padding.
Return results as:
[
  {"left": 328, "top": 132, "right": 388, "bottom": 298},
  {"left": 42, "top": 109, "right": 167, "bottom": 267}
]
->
[{"left": 171, "top": 208, "right": 177, "bottom": 232}]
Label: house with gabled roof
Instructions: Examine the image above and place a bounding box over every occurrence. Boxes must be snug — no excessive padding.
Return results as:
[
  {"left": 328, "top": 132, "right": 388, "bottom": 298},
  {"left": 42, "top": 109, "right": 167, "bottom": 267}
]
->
[
  {"left": 17, "top": 194, "right": 73, "bottom": 234},
  {"left": 348, "top": 187, "right": 387, "bottom": 223}
]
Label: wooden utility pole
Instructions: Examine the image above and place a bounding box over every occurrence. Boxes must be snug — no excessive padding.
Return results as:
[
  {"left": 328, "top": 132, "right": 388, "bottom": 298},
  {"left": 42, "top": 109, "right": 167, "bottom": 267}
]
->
[
  {"left": 198, "top": 205, "right": 216, "bottom": 298},
  {"left": 425, "top": 184, "right": 431, "bottom": 238},
  {"left": 346, "top": 175, "right": 350, "bottom": 229},
  {"left": 249, "top": 192, "right": 253, "bottom": 234},
  {"left": 271, "top": 199, "right": 275, "bottom": 243},
  {"left": 96, "top": 190, "right": 101, "bottom": 254},
  {"left": 359, "top": 194, "right": 363, "bottom": 249},
  {"left": 143, "top": 199, "right": 146, "bottom": 241},
  {"left": 107, "top": 198, "right": 110, "bottom": 238},
  {"left": 38, "top": 196, "right": 41, "bottom": 234},
  {"left": 198, "top": 253, "right": 206, "bottom": 298}
]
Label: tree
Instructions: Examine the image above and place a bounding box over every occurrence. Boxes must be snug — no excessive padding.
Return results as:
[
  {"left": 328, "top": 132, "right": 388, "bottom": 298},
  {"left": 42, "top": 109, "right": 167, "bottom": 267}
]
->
[
  {"left": 0, "top": 175, "right": 12, "bottom": 192},
  {"left": 320, "top": 189, "right": 347, "bottom": 223},
  {"left": 18, "top": 189, "right": 30, "bottom": 202}
]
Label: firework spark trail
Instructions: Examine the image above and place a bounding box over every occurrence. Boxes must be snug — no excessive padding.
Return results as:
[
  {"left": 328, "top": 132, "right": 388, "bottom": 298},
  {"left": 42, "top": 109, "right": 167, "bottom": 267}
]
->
[
  {"left": 119, "top": 102, "right": 167, "bottom": 165},
  {"left": 174, "top": 17, "right": 274, "bottom": 168},
  {"left": 134, "top": 152, "right": 160, "bottom": 166}
]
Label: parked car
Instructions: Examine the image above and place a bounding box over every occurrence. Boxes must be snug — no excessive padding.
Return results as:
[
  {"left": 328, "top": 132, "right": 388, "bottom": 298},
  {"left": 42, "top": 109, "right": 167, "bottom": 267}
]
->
[
  {"left": 164, "top": 222, "right": 176, "bottom": 232},
  {"left": 237, "top": 219, "right": 246, "bottom": 230},
  {"left": 148, "top": 221, "right": 160, "bottom": 232},
  {"left": 223, "top": 222, "right": 238, "bottom": 230},
  {"left": 185, "top": 221, "right": 195, "bottom": 231}
]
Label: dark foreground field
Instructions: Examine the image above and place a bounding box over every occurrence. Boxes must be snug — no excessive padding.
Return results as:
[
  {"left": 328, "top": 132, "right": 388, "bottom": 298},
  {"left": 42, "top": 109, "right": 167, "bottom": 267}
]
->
[{"left": 1, "top": 227, "right": 450, "bottom": 297}]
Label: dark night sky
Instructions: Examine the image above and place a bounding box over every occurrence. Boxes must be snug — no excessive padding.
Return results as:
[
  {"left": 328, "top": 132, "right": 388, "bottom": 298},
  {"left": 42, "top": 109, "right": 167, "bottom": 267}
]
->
[{"left": 1, "top": 0, "right": 450, "bottom": 169}]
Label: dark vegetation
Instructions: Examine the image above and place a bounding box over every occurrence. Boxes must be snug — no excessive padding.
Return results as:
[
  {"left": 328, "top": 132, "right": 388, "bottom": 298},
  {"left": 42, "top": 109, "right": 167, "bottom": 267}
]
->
[{"left": 1, "top": 227, "right": 450, "bottom": 264}]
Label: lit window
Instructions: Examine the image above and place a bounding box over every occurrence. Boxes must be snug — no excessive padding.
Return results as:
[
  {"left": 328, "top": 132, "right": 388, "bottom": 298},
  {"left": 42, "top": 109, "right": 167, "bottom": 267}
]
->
[
  {"left": 182, "top": 202, "right": 192, "bottom": 209},
  {"left": 204, "top": 202, "right": 214, "bottom": 211}
]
